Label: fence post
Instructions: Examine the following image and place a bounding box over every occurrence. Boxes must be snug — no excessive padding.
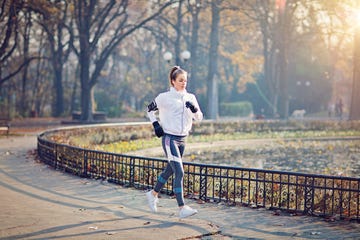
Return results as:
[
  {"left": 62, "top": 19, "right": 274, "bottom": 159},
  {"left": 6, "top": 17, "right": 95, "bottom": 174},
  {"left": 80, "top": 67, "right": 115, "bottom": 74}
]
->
[
  {"left": 304, "top": 176, "right": 314, "bottom": 215},
  {"left": 83, "top": 151, "right": 88, "bottom": 177},
  {"left": 129, "top": 157, "right": 135, "bottom": 187},
  {"left": 199, "top": 166, "right": 207, "bottom": 201},
  {"left": 54, "top": 144, "right": 58, "bottom": 169}
]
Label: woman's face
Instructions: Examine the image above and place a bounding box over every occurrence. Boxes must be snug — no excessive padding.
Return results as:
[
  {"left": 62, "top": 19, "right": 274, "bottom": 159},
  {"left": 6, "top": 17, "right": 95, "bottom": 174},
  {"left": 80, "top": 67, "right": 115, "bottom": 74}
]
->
[{"left": 172, "top": 73, "right": 187, "bottom": 91}]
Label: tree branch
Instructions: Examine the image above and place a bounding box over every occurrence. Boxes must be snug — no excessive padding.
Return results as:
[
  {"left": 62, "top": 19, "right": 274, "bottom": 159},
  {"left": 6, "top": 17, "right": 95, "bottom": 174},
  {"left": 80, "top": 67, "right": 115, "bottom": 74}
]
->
[{"left": 0, "top": 56, "right": 43, "bottom": 85}]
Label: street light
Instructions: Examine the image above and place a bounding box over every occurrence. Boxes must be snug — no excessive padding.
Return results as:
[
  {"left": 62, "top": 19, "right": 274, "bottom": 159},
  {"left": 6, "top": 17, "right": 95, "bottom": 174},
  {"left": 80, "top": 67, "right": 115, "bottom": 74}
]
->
[
  {"left": 164, "top": 50, "right": 192, "bottom": 90},
  {"left": 163, "top": 51, "right": 173, "bottom": 63},
  {"left": 296, "top": 80, "right": 310, "bottom": 87},
  {"left": 163, "top": 50, "right": 191, "bottom": 64},
  {"left": 180, "top": 50, "right": 191, "bottom": 62}
]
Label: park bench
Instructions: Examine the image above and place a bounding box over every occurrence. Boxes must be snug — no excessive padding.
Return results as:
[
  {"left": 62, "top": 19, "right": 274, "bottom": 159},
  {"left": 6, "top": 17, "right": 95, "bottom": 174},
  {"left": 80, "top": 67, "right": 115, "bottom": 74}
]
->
[{"left": 0, "top": 118, "right": 10, "bottom": 136}]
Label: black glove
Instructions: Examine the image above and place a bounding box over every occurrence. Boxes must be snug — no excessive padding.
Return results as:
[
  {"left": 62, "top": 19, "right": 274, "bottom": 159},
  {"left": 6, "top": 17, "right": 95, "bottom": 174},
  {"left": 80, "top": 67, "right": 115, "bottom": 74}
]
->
[
  {"left": 185, "top": 101, "right": 198, "bottom": 113},
  {"left": 147, "top": 100, "right": 158, "bottom": 112},
  {"left": 152, "top": 121, "right": 164, "bottom": 138}
]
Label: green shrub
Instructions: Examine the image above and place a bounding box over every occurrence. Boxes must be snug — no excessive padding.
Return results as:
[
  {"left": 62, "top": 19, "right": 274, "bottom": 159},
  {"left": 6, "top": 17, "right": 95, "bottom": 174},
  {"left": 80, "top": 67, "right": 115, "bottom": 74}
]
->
[{"left": 219, "top": 101, "right": 253, "bottom": 117}]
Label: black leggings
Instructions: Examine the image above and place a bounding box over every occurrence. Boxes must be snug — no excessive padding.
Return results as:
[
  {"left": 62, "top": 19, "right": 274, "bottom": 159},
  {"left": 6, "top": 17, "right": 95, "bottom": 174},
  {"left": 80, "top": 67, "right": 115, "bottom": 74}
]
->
[{"left": 154, "top": 134, "right": 185, "bottom": 207}]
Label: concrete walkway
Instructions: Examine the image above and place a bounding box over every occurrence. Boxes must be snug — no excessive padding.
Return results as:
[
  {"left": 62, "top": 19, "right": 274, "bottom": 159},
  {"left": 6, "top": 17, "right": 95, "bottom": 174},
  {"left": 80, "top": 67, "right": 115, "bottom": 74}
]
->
[{"left": 0, "top": 133, "right": 359, "bottom": 240}]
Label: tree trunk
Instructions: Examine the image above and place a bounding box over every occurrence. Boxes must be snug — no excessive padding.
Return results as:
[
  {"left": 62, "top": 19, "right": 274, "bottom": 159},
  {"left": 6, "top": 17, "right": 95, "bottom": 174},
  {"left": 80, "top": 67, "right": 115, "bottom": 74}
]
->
[
  {"left": 175, "top": 0, "right": 183, "bottom": 66},
  {"left": 79, "top": 52, "right": 93, "bottom": 122},
  {"left": 188, "top": 1, "right": 200, "bottom": 93},
  {"left": 53, "top": 65, "right": 64, "bottom": 117},
  {"left": 207, "top": 0, "right": 220, "bottom": 120},
  {"left": 51, "top": 22, "right": 67, "bottom": 117},
  {"left": 276, "top": 2, "right": 289, "bottom": 119},
  {"left": 350, "top": 27, "right": 360, "bottom": 120},
  {"left": 259, "top": 1, "right": 277, "bottom": 116},
  {"left": 20, "top": 58, "right": 29, "bottom": 117},
  {"left": 77, "top": 0, "right": 93, "bottom": 122},
  {"left": 20, "top": 11, "right": 31, "bottom": 117},
  {"left": 70, "top": 64, "right": 79, "bottom": 113},
  {"left": 79, "top": 46, "right": 93, "bottom": 121}
]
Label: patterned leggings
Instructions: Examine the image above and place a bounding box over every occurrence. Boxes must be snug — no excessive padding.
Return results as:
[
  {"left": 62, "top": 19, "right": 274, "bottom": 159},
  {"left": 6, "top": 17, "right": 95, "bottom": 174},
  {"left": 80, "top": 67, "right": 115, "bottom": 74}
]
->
[{"left": 154, "top": 134, "right": 185, "bottom": 207}]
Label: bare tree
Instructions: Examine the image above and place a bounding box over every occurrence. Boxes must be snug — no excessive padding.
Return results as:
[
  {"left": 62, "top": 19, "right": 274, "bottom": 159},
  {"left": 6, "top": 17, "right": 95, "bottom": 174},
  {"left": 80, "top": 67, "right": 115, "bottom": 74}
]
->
[
  {"left": 246, "top": 0, "right": 292, "bottom": 119},
  {"left": 206, "top": 0, "right": 221, "bottom": 119},
  {"left": 71, "top": 0, "right": 174, "bottom": 122},
  {"left": 350, "top": 19, "right": 360, "bottom": 120},
  {"left": 187, "top": 0, "right": 202, "bottom": 93},
  {"left": 0, "top": 0, "right": 42, "bottom": 117},
  {"left": 206, "top": 0, "right": 239, "bottom": 119},
  {"left": 0, "top": 0, "right": 24, "bottom": 87},
  {"left": 33, "top": 0, "right": 74, "bottom": 117}
]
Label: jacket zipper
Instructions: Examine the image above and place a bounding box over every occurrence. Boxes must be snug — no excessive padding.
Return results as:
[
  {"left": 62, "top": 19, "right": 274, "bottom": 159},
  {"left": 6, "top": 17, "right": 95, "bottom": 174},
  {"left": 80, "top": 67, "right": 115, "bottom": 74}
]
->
[{"left": 181, "top": 95, "right": 185, "bottom": 134}]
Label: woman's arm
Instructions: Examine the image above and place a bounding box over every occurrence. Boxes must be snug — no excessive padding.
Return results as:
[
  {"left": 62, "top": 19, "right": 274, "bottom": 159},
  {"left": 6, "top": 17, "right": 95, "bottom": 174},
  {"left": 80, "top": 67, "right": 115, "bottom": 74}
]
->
[{"left": 147, "top": 100, "right": 164, "bottom": 137}]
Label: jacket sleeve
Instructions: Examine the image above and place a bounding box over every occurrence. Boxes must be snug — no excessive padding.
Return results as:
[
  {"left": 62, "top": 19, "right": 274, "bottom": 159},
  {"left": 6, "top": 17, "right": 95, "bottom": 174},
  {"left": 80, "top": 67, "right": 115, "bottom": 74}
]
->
[
  {"left": 147, "top": 111, "right": 157, "bottom": 123},
  {"left": 146, "top": 98, "right": 158, "bottom": 123}
]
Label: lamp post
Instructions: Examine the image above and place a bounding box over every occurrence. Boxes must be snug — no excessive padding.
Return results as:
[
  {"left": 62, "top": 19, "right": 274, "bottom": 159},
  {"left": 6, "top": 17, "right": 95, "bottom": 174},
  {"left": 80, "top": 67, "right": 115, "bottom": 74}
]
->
[
  {"left": 180, "top": 50, "right": 191, "bottom": 62},
  {"left": 163, "top": 51, "right": 173, "bottom": 63},
  {"left": 163, "top": 50, "right": 191, "bottom": 88},
  {"left": 296, "top": 80, "right": 310, "bottom": 87},
  {"left": 295, "top": 80, "right": 311, "bottom": 111},
  {"left": 163, "top": 50, "right": 191, "bottom": 65}
]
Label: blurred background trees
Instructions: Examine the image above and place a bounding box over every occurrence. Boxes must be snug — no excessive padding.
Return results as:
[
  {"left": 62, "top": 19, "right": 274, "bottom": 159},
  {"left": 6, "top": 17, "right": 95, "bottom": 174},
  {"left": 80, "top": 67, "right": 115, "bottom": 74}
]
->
[{"left": 0, "top": 0, "right": 359, "bottom": 121}]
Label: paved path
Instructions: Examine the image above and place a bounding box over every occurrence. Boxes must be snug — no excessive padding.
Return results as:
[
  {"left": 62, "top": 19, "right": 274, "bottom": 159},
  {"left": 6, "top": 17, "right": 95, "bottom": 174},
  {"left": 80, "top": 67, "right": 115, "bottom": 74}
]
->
[{"left": 0, "top": 133, "right": 360, "bottom": 239}]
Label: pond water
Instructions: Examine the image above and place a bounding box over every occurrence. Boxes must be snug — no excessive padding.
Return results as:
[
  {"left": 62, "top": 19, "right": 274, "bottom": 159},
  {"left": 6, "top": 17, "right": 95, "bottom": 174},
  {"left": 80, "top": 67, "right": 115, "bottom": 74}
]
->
[{"left": 183, "top": 139, "right": 360, "bottom": 177}]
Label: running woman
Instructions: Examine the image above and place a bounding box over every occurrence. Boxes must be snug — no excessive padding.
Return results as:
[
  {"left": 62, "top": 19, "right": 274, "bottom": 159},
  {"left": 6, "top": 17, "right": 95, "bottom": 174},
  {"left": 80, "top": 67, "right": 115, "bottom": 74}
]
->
[{"left": 146, "top": 66, "right": 203, "bottom": 218}]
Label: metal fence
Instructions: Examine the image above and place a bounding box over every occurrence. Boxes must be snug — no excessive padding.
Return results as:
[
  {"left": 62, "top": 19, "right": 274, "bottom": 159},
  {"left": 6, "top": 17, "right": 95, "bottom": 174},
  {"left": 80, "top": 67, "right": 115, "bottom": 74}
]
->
[{"left": 37, "top": 132, "right": 360, "bottom": 222}]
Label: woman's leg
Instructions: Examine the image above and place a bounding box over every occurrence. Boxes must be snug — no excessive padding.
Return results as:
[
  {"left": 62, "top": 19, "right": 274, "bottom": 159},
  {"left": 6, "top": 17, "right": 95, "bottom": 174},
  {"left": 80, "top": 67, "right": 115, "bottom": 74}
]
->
[
  {"left": 153, "top": 163, "right": 173, "bottom": 193},
  {"left": 161, "top": 134, "right": 186, "bottom": 207},
  {"left": 169, "top": 160, "right": 185, "bottom": 207}
]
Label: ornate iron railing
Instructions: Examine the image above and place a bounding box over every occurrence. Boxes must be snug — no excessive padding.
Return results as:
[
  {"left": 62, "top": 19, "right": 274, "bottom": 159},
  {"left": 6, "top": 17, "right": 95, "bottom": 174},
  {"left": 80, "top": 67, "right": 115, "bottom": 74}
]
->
[{"left": 37, "top": 130, "right": 360, "bottom": 222}]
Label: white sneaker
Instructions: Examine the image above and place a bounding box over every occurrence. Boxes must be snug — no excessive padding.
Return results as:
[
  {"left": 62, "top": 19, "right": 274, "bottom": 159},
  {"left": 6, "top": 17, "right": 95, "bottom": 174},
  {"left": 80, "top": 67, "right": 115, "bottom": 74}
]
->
[
  {"left": 179, "top": 205, "right": 198, "bottom": 218},
  {"left": 146, "top": 190, "right": 158, "bottom": 212}
]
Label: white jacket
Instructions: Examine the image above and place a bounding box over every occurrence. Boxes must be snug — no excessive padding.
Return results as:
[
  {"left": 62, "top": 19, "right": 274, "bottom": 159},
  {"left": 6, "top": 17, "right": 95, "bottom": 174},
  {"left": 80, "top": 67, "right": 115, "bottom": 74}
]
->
[{"left": 147, "top": 87, "right": 203, "bottom": 136}]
